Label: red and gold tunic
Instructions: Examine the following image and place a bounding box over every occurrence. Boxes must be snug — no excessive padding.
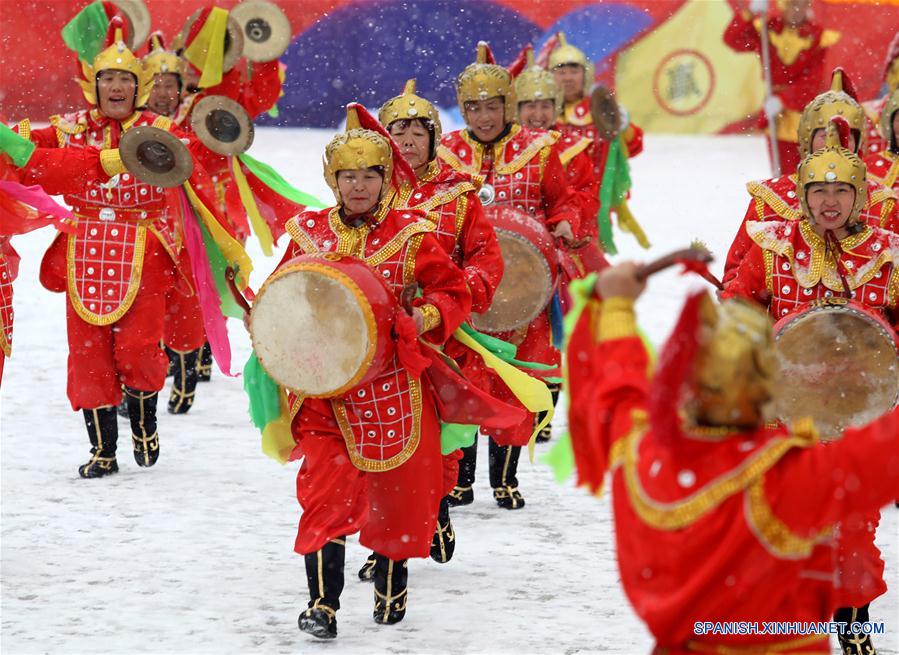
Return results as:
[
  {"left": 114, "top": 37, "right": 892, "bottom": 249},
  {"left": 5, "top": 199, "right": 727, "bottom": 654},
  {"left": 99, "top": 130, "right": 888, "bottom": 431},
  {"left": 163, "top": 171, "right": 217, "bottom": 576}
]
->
[
  {"left": 863, "top": 95, "right": 889, "bottom": 156},
  {"left": 723, "top": 219, "right": 899, "bottom": 322},
  {"left": 722, "top": 175, "right": 898, "bottom": 284},
  {"left": 17, "top": 109, "right": 184, "bottom": 325},
  {"left": 566, "top": 299, "right": 899, "bottom": 654},
  {"left": 282, "top": 206, "right": 470, "bottom": 471},
  {"left": 555, "top": 96, "right": 644, "bottom": 182},
  {"left": 867, "top": 148, "right": 899, "bottom": 194},
  {"left": 389, "top": 159, "right": 502, "bottom": 313},
  {"left": 439, "top": 124, "right": 577, "bottom": 444}
]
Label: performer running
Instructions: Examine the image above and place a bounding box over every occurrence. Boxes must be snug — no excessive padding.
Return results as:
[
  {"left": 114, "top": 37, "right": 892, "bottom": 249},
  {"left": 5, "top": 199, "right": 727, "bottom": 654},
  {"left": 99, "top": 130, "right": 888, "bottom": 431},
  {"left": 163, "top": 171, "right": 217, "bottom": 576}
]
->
[
  {"left": 565, "top": 257, "right": 899, "bottom": 655},
  {"left": 724, "top": 0, "right": 840, "bottom": 175},
  {"left": 439, "top": 42, "right": 579, "bottom": 509},
  {"left": 12, "top": 16, "right": 249, "bottom": 478},
  {"left": 722, "top": 118, "right": 897, "bottom": 654},
  {"left": 722, "top": 69, "right": 898, "bottom": 284},
  {"left": 275, "top": 104, "right": 472, "bottom": 638},
  {"left": 375, "top": 78, "right": 503, "bottom": 570}
]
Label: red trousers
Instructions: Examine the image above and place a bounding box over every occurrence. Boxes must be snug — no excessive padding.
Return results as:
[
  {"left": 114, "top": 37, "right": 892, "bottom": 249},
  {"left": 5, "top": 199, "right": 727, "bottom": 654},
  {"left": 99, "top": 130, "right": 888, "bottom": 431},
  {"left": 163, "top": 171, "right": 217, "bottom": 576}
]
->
[
  {"left": 64, "top": 235, "right": 175, "bottom": 410},
  {"left": 835, "top": 510, "right": 886, "bottom": 608},
  {"left": 482, "top": 312, "right": 559, "bottom": 447},
  {"left": 164, "top": 265, "right": 206, "bottom": 352},
  {"left": 292, "top": 389, "right": 444, "bottom": 561}
]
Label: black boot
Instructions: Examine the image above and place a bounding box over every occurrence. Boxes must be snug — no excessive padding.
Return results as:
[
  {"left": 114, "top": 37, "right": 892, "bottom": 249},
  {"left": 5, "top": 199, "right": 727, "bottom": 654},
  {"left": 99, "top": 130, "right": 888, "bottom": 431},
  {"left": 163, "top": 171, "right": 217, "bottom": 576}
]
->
[
  {"left": 489, "top": 438, "right": 525, "bottom": 510},
  {"left": 834, "top": 604, "right": 876, "bottom": 655},
  {"left": 372, "top": 554, "right": 407, "bottom": 625},
  {"left": 165, "top": 343, "right": 175, "bottom": 378},
  {"left": 298, "top": 538, "right": 344, "bottom": 639},
  {"left": 358, "top": 552, "right": 376, "bottom": 582},
  {"left": 124, "top": 386, "right": 160, "bottom": 468},
  {"left": 534, "top": 384, "right": 561, "bottom": 443},
  {"left": 446, "top": 437, "right": 476, "bottom": 507},
  {"left": 167, "top": 347, "right": 199, "bottom": 415},
  {"left": 430, "top": 496, "right": 456, "bottom": 563},
  {"left": 79, "top": 407, "right": 119, "bottom": 478},
  {"left": 196, "top": 342, "right": 212, "bottom": 382},
  {"left": 115, "top": 394, "right": 129, "bottom": 418}
]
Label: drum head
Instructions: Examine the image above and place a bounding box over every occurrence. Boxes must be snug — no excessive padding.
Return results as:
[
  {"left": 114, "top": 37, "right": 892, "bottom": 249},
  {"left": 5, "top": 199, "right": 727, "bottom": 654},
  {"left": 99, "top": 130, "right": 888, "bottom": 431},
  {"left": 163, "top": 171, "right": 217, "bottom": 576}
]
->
[
  {"left": 471, "top": 228, "right": 554, "bottom": 332},
  {"left": 774, "top": 304, "right": 899, "bottom": 440},
  {"left": 250, "top": 266, "right": 376, "bottom": 396}
]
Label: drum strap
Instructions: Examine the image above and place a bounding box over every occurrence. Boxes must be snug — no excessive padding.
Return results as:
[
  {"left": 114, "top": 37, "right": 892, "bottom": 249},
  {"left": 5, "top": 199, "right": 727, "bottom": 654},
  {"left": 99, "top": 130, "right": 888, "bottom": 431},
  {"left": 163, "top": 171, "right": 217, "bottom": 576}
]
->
[{"left": 823, "top": 229, "right": 853, "bottom": 297}]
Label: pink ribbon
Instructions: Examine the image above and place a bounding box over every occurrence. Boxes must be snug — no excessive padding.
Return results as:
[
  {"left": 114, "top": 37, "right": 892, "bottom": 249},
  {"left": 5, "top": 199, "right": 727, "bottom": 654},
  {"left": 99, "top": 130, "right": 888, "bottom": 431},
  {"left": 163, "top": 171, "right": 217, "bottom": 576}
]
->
[
  {"left": 178, "top": 188, "right": 234, "bottom": 376},
  {"left": 0, "top": 180, "right": 75, "bottom": 234}
]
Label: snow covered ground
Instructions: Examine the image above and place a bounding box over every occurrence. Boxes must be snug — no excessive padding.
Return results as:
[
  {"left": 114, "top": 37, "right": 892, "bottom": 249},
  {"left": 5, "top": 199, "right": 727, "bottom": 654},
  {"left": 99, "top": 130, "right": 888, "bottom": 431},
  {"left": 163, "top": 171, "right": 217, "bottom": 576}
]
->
[{"left": 1, "top": 129, "right": 896, "bottom": 654}]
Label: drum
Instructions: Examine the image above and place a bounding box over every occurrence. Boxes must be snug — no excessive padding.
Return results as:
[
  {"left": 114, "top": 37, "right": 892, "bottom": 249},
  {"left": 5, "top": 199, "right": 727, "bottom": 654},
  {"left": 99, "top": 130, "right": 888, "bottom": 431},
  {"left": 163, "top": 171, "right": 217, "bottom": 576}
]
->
[
  {"left": 773, "top": 298, "right": 899, "bottom": 440},
  {"left": 471, "top": 205, "right": 558, "bottom": 332},
  {"left": 250, "top": 253, "right": 397, "bottom": 398}
]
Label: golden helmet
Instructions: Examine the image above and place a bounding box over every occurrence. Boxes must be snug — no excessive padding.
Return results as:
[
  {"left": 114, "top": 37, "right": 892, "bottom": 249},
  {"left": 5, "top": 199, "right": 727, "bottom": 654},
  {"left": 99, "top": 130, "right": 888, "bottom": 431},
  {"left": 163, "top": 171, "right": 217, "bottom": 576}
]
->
[
  {"left": 797, "top": 68, "right": 866, "bottom": 159},
  {"left": 324, "top": 103, "right": 409, "bottom": 205},
  {"left": 79, "top": 16, "right": 153, "bottom": 108},
  {"left": 546, "top": 32, "right": 594, "bottom": 97},
  {"left": 797, "top": 117, "right": 867, "bottom": 227},
  {"left": 378, "top": 79, "right": 443, "bottom": 160},
  {"left": 142, "top": 31, "right": 184, "bottom": 80},
  {"left": 880, "top": 88, "right": 899, "bottom": 153},
  {"left": 689, "top": 295, "right": 777, "bottom": 429},
  {"left": 513, "top": 48, "right": 563, "bottom": 119},
  {"left": 456, "top": 41, "right": 516, "bottom": 122}
]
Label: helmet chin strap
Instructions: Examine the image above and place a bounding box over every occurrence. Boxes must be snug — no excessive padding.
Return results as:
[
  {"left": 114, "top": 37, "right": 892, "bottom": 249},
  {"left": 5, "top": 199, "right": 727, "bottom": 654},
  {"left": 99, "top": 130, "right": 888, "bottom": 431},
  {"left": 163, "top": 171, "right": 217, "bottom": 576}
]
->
[{"left": 823, "top": 229, "right": 853, "bottom": 298}]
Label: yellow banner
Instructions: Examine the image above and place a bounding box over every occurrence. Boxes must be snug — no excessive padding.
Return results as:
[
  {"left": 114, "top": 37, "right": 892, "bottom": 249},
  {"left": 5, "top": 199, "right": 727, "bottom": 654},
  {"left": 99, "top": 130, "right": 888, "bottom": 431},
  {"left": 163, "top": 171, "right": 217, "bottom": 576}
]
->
[{"left": 615, "top": 0, "right": 765, "bottom": 133}]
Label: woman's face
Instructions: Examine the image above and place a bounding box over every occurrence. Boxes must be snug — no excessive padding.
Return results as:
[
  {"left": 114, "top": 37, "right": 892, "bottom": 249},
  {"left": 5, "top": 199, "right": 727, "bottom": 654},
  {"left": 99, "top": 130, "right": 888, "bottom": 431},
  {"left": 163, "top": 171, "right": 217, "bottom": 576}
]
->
[
  {"left": 389, "top": 119, "right": 431, "bottom": 172},
  {"left": 806, "top": 182, "right": 856, "bottom": 230},
  {"left": 464, "top": 97, "right": 506, "bottom": 143},
  {"left": 337, "top": 168, "right": 383, "bottom": 215},
  {"left": 518, "top": 100, "right": 557, "bottom": 130}
]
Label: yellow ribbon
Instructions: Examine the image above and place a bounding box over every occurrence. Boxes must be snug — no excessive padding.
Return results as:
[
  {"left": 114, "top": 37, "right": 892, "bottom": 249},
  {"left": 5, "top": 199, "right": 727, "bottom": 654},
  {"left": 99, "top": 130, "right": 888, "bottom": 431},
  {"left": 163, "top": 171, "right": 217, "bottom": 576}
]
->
[
  {"left": 231, "top": 157, "right": 274, "bottom": 256},
  {"left": 183, "top": 7, "right": 228, "bottom": 89},
  {"left": 183, "top": 181, "right": 254, "bottom": 289},
  {"left": 261, "top": 388, "right": 295, "bottom": 464},
  {"left": 615, "top": 199, "right": 651, "bottom": 249},
  {"left": 452, "top": 327, "right": 554, "bottom": 462}
]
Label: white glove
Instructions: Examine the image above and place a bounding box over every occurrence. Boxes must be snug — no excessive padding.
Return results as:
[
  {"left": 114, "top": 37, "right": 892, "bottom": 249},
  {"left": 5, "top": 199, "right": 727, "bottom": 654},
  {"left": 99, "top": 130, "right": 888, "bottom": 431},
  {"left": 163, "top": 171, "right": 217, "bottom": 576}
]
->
[
  {"left": 764, "top": 95, "right": 783, "bottom": 119},
  {"left": 749, "top": 0, "right": 769, "bottom": 14},
  {"left": 618, "top": 104, "right": 630, "bottom": 131}
]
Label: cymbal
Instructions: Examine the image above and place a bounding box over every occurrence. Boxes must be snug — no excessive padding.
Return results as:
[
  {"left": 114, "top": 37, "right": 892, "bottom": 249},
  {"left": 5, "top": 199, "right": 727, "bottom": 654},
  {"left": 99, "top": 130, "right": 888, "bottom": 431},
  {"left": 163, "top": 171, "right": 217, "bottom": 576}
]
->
[
  {"left": 230, "top": 0, "right": 292, "bottom": 62},
  {"left": 119, "top": 126, "right": 194, "bottom": 188},
  {"left": 191, "top": 95, "right": 255, "bottom": 156},
  {"left": 112, "top": 0, "right": 151, "bottom": 50}
]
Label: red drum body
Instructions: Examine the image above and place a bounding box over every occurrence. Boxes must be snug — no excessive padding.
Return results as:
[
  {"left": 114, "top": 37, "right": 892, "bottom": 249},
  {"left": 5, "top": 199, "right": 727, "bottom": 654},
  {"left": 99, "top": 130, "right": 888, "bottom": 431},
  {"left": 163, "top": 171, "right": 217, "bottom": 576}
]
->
[
  {"left": 250, "top": 253, "right": 397, "bottom": 398},
  {"left": 472, "top": 205, "right": 558, "bottom": 332},
  {"left": 773, "top": 298, "right": 899, "bottom": 440}
]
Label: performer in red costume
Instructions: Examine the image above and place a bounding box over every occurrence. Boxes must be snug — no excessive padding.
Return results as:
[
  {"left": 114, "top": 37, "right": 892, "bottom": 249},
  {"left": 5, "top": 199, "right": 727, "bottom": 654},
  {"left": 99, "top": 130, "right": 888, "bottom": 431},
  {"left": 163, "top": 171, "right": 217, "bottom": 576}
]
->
[
  {"left": 142, "top": 32, "right": 207, "bottom": 414},
  {"left": 547, "top": 33, "right": 643, "bottom": 183},
  {"left": 439, "top": 42, "right": 579, "bottom": 509},
  {"left": 12, "top": 17, "right": 249, "bottom": 478},
  {"left": 566, "top": 258, "right": 899, "bottom": 655},
  {"left": 724, "top": 0, "right": 840, "bottom": 175},
  {"left": 863, "top": 32, "right": 899, "bottom": 156},
  {"left": 375, "top": 78, "right": 503, "bottom": 570},
  {"left": 276, "top": 104, "right": 472, "bottom": 639},
  {"left": 867, "top": 89, "right": 899, "bottom": 195},
  {"left": 723, "top": 119, "right": 896, "bottom": 654},
  {"left": 722, "top": 70, "right": 898, "bottom": 285}
]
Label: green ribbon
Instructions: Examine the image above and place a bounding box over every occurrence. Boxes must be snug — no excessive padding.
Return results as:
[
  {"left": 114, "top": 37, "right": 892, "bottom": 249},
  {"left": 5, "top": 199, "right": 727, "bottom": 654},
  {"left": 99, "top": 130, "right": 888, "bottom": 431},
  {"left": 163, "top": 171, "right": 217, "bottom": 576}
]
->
[
  {"left": 61, "top": 1, "right": 110, "bottom": 64},
  {"left": 197, "top": 216, "right": 245, "bottom": 319},
  {"left": 440, "top": 422, "right": 478, "bottom": 455},
  {"left": 243, "top": 352, "right": 281, "bottom": 430},
  {"left": 458, "top": 323, "right": 556, "bottom": 373},
  {"left": 238, "top": 153, "right": 327, "bottom": 209},
  {"left": 597, "top": 135, "right": 633, "bottom": 256},
  {"left": 0, "top": 123, "right": 35, "bottom": 167}
]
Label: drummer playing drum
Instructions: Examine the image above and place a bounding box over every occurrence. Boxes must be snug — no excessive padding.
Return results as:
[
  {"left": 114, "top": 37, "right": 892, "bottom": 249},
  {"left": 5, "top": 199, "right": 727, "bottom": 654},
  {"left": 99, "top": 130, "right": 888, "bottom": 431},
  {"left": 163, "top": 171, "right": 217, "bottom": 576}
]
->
[
  {"left": 438, "top": 42, "right": 580, "bottom": 510},
  {"left": 268, "top": 103, "right": 472, "bottom": 640},
  {"left": 722, "top": 115, "right": 898, "bottom": 655}
]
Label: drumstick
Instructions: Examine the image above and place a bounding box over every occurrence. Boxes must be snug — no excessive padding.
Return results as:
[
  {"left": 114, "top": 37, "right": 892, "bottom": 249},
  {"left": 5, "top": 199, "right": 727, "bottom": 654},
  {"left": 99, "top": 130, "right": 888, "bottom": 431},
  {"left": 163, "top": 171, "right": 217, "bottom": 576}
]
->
[
  {"left": 634, "top": 245, "right": 722, "bottom": 289},
  {"left": 225, "top": 266, "right": 253, "bottom": 316}
]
